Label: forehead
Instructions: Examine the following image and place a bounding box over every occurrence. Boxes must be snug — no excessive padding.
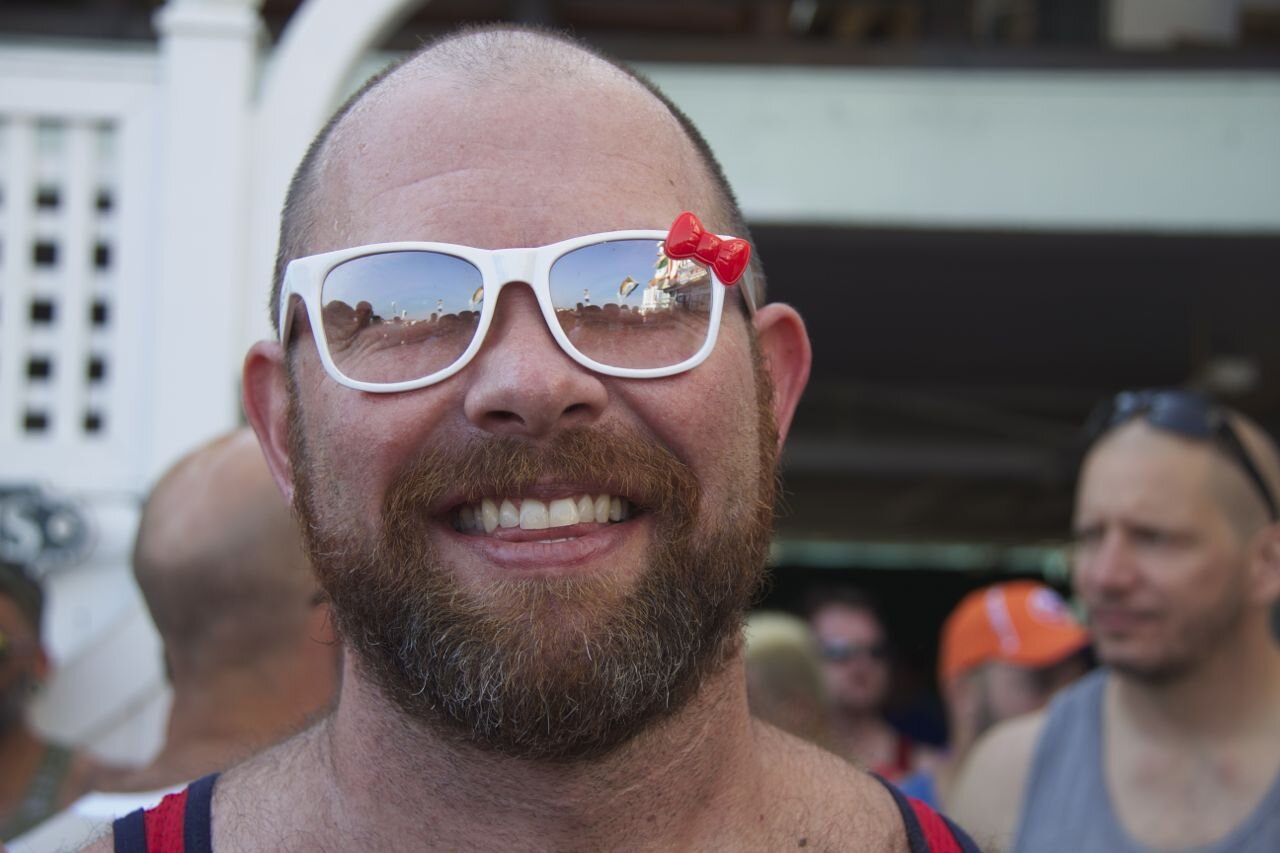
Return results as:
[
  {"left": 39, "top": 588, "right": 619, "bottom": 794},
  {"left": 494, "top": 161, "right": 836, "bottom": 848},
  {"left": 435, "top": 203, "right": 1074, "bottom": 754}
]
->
[
  {"left": 1076, "top": 422, "right": 1220, "bottom": 522},
  {"left": 813, "top": 604, "right": 883, "bottom": 638},
  {"left": 316, "top": 64, "right": 718, "bottom": 252}
]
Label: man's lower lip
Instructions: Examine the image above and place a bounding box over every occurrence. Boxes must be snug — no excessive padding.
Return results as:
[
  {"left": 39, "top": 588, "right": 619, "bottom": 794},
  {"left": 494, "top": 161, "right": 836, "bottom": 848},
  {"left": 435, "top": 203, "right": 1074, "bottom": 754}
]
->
[{"left": 440, "top": 517, "right": 643, "bottom": 574}]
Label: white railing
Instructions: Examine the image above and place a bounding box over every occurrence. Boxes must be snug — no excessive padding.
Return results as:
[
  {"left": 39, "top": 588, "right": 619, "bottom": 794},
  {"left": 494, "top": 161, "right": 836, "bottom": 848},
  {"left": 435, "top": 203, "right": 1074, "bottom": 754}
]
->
[{"left": 0, "top": 45, "right": 159, "bottom": 495}]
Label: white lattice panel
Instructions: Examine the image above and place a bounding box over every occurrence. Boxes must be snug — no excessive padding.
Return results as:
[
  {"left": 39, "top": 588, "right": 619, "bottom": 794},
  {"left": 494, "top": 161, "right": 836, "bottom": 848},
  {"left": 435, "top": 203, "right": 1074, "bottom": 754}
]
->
[{"left": 0, "top": 47, "right": 158, "bottom": 494}]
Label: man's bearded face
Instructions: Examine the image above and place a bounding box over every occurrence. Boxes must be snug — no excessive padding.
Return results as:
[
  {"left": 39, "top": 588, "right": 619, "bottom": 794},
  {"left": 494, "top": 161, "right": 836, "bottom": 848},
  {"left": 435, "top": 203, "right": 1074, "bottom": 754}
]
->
[{"left": 289, "top": 363, "right": 778, "bottom": 760}]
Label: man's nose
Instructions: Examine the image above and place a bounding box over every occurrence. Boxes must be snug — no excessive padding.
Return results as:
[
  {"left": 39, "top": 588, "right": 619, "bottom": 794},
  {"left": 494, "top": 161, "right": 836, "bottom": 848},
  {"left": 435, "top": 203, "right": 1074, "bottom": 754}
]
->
[
  {"left": 462, "top": 283, "right": 608, "bottom": 437},
  {"left": 1078, "top": 530, "right": 1139, "bottom": 594}
]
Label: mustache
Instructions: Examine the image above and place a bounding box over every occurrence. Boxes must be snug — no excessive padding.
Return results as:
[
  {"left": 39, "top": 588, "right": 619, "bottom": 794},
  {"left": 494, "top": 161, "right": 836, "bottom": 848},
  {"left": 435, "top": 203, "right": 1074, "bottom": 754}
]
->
[{"left": 382, "top": 425, "right": 701, "bottom": 521}]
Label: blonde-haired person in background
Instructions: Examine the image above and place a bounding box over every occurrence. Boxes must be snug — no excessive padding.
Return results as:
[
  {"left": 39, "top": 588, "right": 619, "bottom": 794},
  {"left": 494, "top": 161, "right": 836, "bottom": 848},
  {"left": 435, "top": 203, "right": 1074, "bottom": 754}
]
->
[{"left": 744, "top": 611, "right": 842, "bottom": 754}]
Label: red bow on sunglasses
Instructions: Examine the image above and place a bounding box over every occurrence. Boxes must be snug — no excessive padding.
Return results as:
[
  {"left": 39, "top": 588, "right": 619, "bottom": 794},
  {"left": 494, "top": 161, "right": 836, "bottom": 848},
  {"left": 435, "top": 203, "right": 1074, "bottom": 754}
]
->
[{"left": 664, "top": 212, "right": 751, "bottom": 285}]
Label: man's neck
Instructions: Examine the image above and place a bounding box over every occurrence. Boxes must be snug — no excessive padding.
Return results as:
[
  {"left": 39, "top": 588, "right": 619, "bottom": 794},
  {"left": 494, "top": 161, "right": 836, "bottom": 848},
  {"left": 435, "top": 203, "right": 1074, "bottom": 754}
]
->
[
  {"left": 306, "top": 660, "right": 769, "bottom": 851},
  {"left": 1111, "top": 621, "right": 1280, "bottom": 738}
]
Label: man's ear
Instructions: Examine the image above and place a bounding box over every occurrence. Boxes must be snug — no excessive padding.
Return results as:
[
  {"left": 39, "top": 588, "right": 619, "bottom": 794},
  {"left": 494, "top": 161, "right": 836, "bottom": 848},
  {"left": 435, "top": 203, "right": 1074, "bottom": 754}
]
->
[
  {"left": 1249, "top": 523, "right": 1280, "bottom": 606},
  {"left": 753, "top": 303, "right": 812, "bottom": 451},
  {"left": 243, "top": 340, "right": 296, "bottom": 503}
]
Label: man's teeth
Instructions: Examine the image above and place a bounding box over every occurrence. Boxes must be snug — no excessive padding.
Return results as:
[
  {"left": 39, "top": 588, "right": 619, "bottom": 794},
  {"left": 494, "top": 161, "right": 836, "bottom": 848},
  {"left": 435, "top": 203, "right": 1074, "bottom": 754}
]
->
[{"left": 455, "top": 494, "right": 631, "bottom": 533}]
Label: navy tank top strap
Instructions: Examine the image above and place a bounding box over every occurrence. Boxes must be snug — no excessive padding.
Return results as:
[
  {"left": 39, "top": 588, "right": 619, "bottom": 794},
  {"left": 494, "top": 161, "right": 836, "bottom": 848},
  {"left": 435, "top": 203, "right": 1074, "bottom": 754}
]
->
[
  {"left": 113, "top": 807, "right": 148, "bottom": 853},
  {"left": 874, "top": 774, "right": 983, "bottom": 853},
  {"left": 110, "top": 773, "right": 219, "bottom": 853},
  {"left": 183, "top": 774, "right": 218, "bottom": 853}
]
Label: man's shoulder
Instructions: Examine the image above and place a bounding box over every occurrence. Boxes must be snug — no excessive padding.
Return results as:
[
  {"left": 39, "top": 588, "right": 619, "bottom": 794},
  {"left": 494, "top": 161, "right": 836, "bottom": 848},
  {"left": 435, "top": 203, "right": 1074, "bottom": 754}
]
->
[
  {"left": 77, "top": 836, "right": 114, "bottom": 853},
  {"left": 955, "top": 669, "right": 1106, "bottom": 798},
  {"left": 71, "top": 730, "right": 324, "bottom": 853},
  {"left": 754, "top": 724, "right": 915, "bottom": 852}
]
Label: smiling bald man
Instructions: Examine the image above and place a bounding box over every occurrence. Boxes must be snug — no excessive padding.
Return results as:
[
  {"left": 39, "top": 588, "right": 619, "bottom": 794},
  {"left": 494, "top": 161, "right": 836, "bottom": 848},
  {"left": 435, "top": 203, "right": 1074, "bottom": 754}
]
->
[{"left": 83, "top": 25, "right": 976, "bottom": 853}]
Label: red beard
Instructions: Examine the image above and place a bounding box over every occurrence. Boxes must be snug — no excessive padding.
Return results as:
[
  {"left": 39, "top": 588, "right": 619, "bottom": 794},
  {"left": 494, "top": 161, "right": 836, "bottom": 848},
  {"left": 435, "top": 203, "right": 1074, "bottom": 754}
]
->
[{"left": 289, "top": 384, "right": 778, "bottom": 760}]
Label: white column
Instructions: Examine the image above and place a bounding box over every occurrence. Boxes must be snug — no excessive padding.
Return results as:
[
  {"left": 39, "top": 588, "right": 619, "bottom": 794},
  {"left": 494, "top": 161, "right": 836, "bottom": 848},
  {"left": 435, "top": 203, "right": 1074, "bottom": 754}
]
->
[
  {"left": 243, "top": 0, "right": 428, "bottom": 349},
  {"left": 149, "top": 0, "right": 264, "bottom": 482}
]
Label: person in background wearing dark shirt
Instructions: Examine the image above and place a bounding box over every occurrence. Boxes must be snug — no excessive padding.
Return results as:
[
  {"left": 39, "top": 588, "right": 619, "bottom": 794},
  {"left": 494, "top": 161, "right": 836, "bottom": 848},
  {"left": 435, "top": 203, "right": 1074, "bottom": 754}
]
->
[{"left": 0, "top": 562, "right": 107, "bottom": 841}]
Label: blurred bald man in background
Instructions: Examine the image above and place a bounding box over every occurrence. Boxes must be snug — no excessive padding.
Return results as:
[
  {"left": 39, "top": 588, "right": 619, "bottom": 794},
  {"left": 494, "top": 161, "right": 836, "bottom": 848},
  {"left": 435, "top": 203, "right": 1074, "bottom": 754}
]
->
[
  {"left": 10, "top": 429, "right": 340, "bottom": 851},
  {"left": 952, "top": 391, "right": 1280, "bottom": 852},
  {"left": 114, "top": 428, "right": 341, "bottom": 790}
]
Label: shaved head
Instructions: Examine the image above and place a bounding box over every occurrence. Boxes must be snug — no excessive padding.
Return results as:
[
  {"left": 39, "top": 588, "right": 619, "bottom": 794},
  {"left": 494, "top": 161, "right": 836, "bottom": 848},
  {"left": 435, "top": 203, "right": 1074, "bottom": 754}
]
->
[
  {"left": 134, "top": 429, "right": 321, "bottom": 680},
  {"left": 1074, "top": 408, "right": 1280, "bottom": 682},
  {"left": 271, "top": 25, "right": 759, "bottom": 332},
  {"left": 1209, "top": 412, "right": 1280, "bottom": 539}
]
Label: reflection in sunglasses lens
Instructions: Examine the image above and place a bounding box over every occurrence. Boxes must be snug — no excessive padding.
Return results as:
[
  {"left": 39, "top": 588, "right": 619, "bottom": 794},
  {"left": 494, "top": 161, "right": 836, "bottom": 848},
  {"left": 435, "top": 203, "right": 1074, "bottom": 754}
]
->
[
  {"left": 319, "top": 241, "right": 719, "bottom": 384},
  {"left": 321, "top": 251, "right": 483, "bottom": 385},
  {"left": 549, "top": 239, "right": 714, "bottom": 370}
]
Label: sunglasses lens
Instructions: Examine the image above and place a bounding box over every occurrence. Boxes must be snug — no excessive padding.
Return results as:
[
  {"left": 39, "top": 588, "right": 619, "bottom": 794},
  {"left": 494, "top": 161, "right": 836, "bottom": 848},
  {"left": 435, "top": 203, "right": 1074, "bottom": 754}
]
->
[
  {"left": 1145, "top": 393, "right": 1215, "bottom": 439},
  {"left": 1091, "top": 389, "right": 1279, "bottom": 520},
  {"left": 549, "top": 239, "right": 715, "bottom": 370},
  {"left": 320, "top": 251, "right": 484, "bottom": 384}
]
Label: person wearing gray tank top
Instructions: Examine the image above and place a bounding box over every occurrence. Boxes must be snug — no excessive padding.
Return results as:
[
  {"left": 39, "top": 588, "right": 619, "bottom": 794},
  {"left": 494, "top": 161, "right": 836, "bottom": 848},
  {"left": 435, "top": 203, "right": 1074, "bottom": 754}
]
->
[
  {"left": 1013, "top": 669, "right": 1280, "bottom": 852},
  {"left": 948, "top": 391, "right": 1280, "bottom": 853}
]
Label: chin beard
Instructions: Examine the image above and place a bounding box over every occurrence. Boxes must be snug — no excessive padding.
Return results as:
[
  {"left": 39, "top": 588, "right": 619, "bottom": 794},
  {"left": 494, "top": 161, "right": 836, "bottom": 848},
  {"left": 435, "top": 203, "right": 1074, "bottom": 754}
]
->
[
  {"left": 1104, "top": 647, "right": 1202, "bottom": 686},
  {"left": 291, "top": 392, "right": 778, "bottom": 761}
]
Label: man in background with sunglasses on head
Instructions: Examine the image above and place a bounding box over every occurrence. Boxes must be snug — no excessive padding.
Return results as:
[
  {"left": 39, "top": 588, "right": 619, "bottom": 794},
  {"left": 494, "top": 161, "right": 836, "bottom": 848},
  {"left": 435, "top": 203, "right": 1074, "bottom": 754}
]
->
[
  {"left": 81, "top": 25, "right": 976, "bottom": 853},
  {"left": 952, "top": 390, "right": 1280, "bottom": 852}
]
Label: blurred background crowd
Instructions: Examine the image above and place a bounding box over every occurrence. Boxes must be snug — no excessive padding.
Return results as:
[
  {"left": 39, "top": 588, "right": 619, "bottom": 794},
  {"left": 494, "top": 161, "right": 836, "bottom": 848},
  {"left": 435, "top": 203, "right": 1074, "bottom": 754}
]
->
[{"left": 1, "top": 0, "right": 1277, "bottom": 850}]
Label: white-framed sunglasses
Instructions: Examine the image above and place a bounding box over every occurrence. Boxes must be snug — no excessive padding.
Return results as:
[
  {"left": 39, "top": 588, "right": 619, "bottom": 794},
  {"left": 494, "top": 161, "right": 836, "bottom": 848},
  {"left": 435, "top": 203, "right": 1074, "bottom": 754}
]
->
[{"left": 278, "top": 211, "right": 757, "bottom": 393}]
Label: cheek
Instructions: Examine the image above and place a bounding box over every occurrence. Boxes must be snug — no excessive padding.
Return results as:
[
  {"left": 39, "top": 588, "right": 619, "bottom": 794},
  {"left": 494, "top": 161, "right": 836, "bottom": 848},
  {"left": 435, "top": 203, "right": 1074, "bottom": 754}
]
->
[
  {"left": 616, "top": 342, "right": 763, "bottom": 508},
  {"left": 294, "top": 359, "right": 459, "bottom": 522},
  {"left": 867, "top": 662, "right": 890, "bottom": 686}
]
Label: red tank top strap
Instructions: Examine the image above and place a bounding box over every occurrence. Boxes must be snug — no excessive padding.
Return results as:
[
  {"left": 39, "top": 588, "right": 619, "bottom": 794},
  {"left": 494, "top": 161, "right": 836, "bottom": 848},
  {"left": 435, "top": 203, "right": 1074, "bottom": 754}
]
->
[
  {"left": 872, "top": 773, "right": 982, "bottom": 853},
  {"left": 907, "top": 797, "right": 966, "bottom": 853},
  {"left": 143, "top": 788, "right": 189, "bottom": 853},
  {"left": 112, "top": 774, "right": 219, "bottom": 853}
]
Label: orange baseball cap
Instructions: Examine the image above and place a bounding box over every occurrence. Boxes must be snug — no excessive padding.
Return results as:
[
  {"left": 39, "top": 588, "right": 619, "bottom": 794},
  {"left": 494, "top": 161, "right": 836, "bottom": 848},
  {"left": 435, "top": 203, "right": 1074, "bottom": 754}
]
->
[{"left": 939, "top": 581, "right": 1089, "bottom": 683}]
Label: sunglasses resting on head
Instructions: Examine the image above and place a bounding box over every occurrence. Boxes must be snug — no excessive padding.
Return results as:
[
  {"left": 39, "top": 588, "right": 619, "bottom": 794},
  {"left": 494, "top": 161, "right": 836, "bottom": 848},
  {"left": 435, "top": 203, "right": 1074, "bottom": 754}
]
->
[
  {"left": 1085, "top": 388, "right": 1279, "bottom": 521},
  {"left": 278, "top": 211, "right": 756, "bottom": 394}
]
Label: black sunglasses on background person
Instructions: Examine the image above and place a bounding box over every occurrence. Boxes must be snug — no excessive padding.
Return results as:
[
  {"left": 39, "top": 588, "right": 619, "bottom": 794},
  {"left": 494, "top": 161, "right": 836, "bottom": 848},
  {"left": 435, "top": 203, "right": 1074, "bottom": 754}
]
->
[
  {"left": 820, "top": 639, "right": 892, "bottom": 664},
  {"left": 1084, "top": 388, "right": 1279, "bottom": 522}
]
